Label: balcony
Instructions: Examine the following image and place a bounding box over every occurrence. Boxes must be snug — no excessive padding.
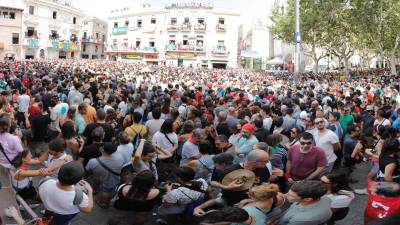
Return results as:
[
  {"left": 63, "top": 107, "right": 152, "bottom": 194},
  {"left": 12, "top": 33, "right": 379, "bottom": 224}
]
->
[
  {"left": 165, "top": 44, "right": 205, "bottom": 52},
  {"left": 212, "top": 46, "right": 229, "bottom": 56},
  {"left": 138, "top": 46, "right": 157, "bottom": 53},
  {"left": 194, "top": 23, "right": 206, "bottom": 32},
  {"left": 167, "top": 24, "right": 179, "bottom": 32},
  {"left": 216, "top": 23, "right": 226, "bottom": 32},
  {"left": 81, "top": 38, "right": 104, "bottom": 45},
  {"left": 180, "top": 23, "right": 192, "bottom": 32},
  {"left": 25, "top": 36, "right": 39, "bottom": 49},
  {"left": 112, "top": 27, "right": 128, "bottom": 35},
  {"left": 25, "top": 31, "right": 38, "bottom": 39},
  {"left": 48, "top": 40, "right": 80, "bottom": 51}
]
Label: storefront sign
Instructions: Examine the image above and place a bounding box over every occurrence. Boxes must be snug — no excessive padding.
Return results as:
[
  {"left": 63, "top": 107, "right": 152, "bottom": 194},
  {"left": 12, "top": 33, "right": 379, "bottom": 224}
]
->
[
  {"left": 165, "top": 52, "right": 195, "bottom": 59},
  {"left": 123, "top": 54, "right": 143, "bottom": 60},
  {"left": 145, "top": 54, "right": 158, "bottom": 60},
  {"left": 112, "top": 27, "right": 128, "bottom": 35}
]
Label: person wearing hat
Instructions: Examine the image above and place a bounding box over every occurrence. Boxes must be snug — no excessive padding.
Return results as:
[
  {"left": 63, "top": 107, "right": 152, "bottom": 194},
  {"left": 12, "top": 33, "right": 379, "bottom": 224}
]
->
[
  {"left": 85, "top": 142, "right": 125, "bottom": 208},
  {"left": 235, "top": 123, "right": 259, "bottom": 163}
]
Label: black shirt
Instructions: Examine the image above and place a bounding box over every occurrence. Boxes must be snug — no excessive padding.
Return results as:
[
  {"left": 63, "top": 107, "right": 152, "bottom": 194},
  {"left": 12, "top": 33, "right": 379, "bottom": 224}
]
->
[
  {"left": 379, "top": 155, "right": 400, "bottom": 178},
  {"left": 31, "top": 114, "right": 51, "bottom": 142},
  {"left": 79, "top": 143, "right": 103, "bottom": 166},
  {"left": 82, "top": 122, "right": 114, "bottom": 146}
]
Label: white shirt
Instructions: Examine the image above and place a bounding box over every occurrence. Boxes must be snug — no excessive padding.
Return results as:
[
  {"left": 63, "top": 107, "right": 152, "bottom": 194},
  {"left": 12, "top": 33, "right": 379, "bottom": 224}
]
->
[
  {"left": 326, "top": 190, "right": 355, "bottom": 208},
  {"left": 50, "top": 103, "right": 69, "bottom": 132},
  {"left": 263, "top": 117, "right": 273, "bottom": 131},
  {"left": 39, "top": 179, "right": 89, "bottom": 215},
  {"left": 313, "top": 129, "right": 340, "bottom": 163},
  {"left": 152, "top": 131, "right": 178, "bottom": 152},
  {"left": 17, "top": 94, "right": 30, "bottom": 112},
  {"left": 116, "top": 143, "right": 134, "bottom": 165}
]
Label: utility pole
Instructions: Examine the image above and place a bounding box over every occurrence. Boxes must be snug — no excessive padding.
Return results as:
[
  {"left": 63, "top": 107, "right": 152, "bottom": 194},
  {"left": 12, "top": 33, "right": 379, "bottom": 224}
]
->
[{"left": 294, "top": 0, "right": 301, "bottom": 83}]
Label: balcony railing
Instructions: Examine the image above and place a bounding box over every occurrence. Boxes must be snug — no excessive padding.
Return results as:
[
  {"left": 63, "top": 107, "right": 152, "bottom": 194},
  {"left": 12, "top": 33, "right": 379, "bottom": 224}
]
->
[
  {"left": 25, "top": 38, "right": 39, "bottom": 49},
  {"left": 194, "top": 23, "right": 206, "bottom": 31},
  {"left": 81, "top": 38, "right": 104, "bottom": 44},
  {"left": 106, "top": 45, "right": 157, "bottom": 52},
  {"left": 180, "top": 23, "right": 192, "bottom": 31},
  {"left": 167, "top": 24, "right": 179, "bottom": 31},
  {"left": 48, "top": 40, "right": 80, "bottom": 51},
  {"left": 165, "top": 44, "right": 205, "bottom": 52},
  {"left": 216, "top": 23, "right": 226, "bottom": 32},
  {"left": 25, "top": 31, "right": 38, "bottom": 38},
  {"left": 138, "top": 46, "right": 157, "bottom": 52},
  {"left": 212, "top": 46, "right": 228, "bottom": 55}
]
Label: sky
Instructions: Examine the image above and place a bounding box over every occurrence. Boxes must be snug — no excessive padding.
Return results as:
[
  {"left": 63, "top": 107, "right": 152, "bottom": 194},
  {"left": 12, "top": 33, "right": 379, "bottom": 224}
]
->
[{"left": 72, "top": 0, "right": 274, "bottom": 23}]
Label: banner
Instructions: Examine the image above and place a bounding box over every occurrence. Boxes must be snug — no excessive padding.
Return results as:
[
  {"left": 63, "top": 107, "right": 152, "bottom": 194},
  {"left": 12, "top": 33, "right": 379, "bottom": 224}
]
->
[{"left": 112, "top": 27, "right": 128, "bottom": 35}]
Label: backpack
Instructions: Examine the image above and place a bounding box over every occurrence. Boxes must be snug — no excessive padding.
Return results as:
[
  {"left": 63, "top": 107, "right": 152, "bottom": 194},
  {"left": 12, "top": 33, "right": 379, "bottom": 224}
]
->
[
  {"left": 128, "top": 126, "right": 143, "bottom": 149},
  {"left": 38, "top": 177, "right": 84, "bottom": 206}
]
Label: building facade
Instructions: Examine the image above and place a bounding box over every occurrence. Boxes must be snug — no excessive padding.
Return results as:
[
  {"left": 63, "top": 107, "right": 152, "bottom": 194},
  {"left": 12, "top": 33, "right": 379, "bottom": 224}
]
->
[
  {"left": 81, "top": 16, "right": 108, "bottom": 59},
  {"left": 0, "top": 6, "right": 24, "bottom": 60},
  {"left": 106, "top": 2, "right": 240, "bottom": 68}
]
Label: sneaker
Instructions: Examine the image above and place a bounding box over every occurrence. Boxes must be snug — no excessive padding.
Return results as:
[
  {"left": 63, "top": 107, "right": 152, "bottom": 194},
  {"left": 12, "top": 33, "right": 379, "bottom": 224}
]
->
[{"left": 354, "top": 188, "right": 368, "bottom": 195}]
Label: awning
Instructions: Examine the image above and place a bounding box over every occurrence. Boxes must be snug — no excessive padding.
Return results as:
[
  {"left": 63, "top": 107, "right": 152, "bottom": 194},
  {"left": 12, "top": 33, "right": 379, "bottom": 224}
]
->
[{"left": 266, "top": 57, "right": 284, "bottom": 65}]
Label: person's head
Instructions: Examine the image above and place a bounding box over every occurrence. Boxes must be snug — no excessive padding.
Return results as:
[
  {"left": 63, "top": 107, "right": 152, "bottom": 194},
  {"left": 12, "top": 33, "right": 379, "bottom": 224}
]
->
[
  {"left": 0, "top": 114, "right": 11, "bottom": 133},
  {"left": 58, "top": 161, "right": 84, "bottom": 186},
  {"left": 199, "top": 140, "right": 213, "bottom": 155},
  {"left": 67, "top": 107, "right": 77, "bottom": 119},
  {"left": 218, "top": 111, "right": 227, "bottom": 122},
  {"left": 102, "top": 142, "right": 118, "bottom": 155},
  {"left": 252, "top": 117, "right": 263, "bottom": 129},
  {"left": 181, "top": 120, "right": 195, "bottom": 134},
  {"left": 266, "top": 134, "right": 282, "bottom": 147},
  {"left": 252, "top": 142, "right": 270, "bottom": 153},
  {"left": 91, "top": 126, "right": 105, "bottom": 143},
  {"left": 248, "top": 183, "right": 279, "bottom": 202},
  {"left": 200, "top": 207, "right": 250, "bottom": 225},
  {"left": 12, "top": 149, "right": 31, "bottom": 168},
  {"left": 152, "top": 107, "right": 162, "bottom": 120},
  {"left": 60, "top": 120, "right": 76, "bottom": 139},
  {"left": 314, "top": 117, "right": 326, "bottom": 130},
  {"left": 315, "top": 110, "right": 324, "bottom": 119},
  {"left": 118, "top": 131, "right": 130, "bottom": 145},
  {"left": 272, "top": 116, "right": 284, "bottom": 128},
  {"left": 375, "top": 109, "right": 385, "bottom": 119},
  {"left": 247, "top": 149, "right": 269, "bottom": 169},
  {"left": 241, "top": 123, "right": 254, "bottom": 139},
  {"left": 142, "top": 141, "right": 156, "bottom": 162},
  {"left": 132, "top": 112, "right": 143, "bottom": 124},
  {"left": 215, "top": 135, "right": 230, "bottom": 150},
  {"left": 290, "top": 127, "right": 302, "bottom": 139},
  {"left": 48, "top": 138, "right": 66, "bottom": 156},
  {"left": 381, "top": 138, "right": 400, "bottom": 156},
  {"left": 287, "top": 180, "right": 327, "bottom": 204},
  {"left": 347, "top": 123, "right": 360, "bottom": 139},
  {"left": 329, "top": 112, "right": 340, "bottom": 123},
  {"left": 78, "top": 102, "right": 87, "bottom": 115},
  {"left": 175, "top": 166, "right": 195, "bottom": 183},
  {"left": 321, "top": 170, "right": 351, "bottom": 194},
  {"left": 160, "top": 119, "right": 174, "bottom": 134},
  {"left": 192, "top": 128, "right": 206, "bottom": 144},
  {"left": 299, "top": 132, "right": 314, "bottom": 153},
  {"left": 213, "top": 153, "right": 234, "bottom": 172},
  {"left": 96, "top": 109, "right": 106, "bottom": 121},
  {"left": 127, "top": 170, "right": 156, "bottom": 200}
]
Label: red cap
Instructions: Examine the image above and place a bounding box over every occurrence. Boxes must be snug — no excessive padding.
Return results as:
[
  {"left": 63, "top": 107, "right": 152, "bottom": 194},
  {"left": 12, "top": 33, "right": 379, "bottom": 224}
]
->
[{"left": 242, "top": 123, "right": 255, "bottom": 132}]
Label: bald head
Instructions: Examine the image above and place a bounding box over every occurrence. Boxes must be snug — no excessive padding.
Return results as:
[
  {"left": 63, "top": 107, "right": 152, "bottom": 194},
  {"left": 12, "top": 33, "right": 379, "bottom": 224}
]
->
[{"left": 247, "top": 150, "right": 269, "bottom": 162}]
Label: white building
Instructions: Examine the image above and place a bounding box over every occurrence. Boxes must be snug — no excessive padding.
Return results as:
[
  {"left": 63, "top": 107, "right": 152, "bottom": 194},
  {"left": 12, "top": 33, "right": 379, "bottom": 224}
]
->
[
  {"left": 81, "top": 16, "right": 108, "bottom": 59},
  {"left": 2, "top": 0, "right": 85, "bottom": 59},
  {"left": 106, "top": 2, "right": 240, "bottom": 68}
]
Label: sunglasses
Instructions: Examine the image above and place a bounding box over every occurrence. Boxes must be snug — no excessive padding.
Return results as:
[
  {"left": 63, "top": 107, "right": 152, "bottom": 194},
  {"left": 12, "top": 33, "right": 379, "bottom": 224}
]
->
[
  {"left": 300, "top": 141, "right": 312, "bottom": 146},
  {"left": 315, "top": 121, "right": 324, "bottom": 124}
]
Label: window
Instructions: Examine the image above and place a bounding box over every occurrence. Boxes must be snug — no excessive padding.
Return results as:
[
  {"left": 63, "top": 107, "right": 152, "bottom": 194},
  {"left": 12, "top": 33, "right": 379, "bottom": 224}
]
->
[
  {"left": 171, "top": 18, "right": 177, "bottom": 25},
  {"left": 9, "top": 12, "right": 15, "bottom": 19},
  {"left": 52, "top": 11, "right": 57, "bottom": 19},
  {"left": 136, "top": 40, "right": 141, "bottom": 48},
  {"left": 102, "top": 35, "right": 105, "bottom": 41},
  {"left": 114, "top": 22, "right": 118, "bottom": 28},
  {"left": 12, "top": 33, "right": 19, "bottom": 44},
  {"left": 29, "top": 6, "right": 34, "bottom": 15},
  {"left": 151, "top": 18, "right": 156, "bottom": 24},
  {"left": 83, "top": 32, "right": 87, "bottom": 39},
  {"left": 27, "top": 27, "right": 35, "bottom": 37},
  {"left": 51, "top": 30, "right": 58, "bottom": 39},
  {"left": 149, "top": 41, "right": 155, "bottom": 47},
  {"left": 169, "top": 40, "right": 175, "bottom": 45},
  {"left": 96, "top": 33, "right": 99, "bottom": 39},
  {"left": 125, "top": 20, "right": 129, "bottom": 27},
  {"left": 113, "top": 39, "right": 117, "bottom": 46},
  {"left": 218, "top": 18, "right": 225, "bottom": 24},
  {"left": 183, "top": 36, "right": 188, "bottom": 45},
  {"left": 137, "top": 19, "right": 142, "bottom": 28},
  {"left": 198, "top": 18, "right": 204, "bottom": 24},
  {"left": 184, "top": 17, "right": 189, "bottom": 23},
  {"left": 2, "top": 12, "right": 8, "bottom": 18},
  {"left": 73, "top": 17, "right": 76, "bottom": 24},
  {"left": 95, "top": 46, "right": 98, "bottom": 52}
]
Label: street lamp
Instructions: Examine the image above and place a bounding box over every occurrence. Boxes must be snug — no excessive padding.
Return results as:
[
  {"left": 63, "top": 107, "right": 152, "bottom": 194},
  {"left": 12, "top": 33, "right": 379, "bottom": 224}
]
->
[{"left": 294, "top": 0, "right": 301, "bottom": 83}]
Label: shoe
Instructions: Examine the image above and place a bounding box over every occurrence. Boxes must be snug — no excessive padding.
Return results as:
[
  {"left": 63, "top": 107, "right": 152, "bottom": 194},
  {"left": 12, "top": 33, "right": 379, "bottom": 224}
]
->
[{"left": 354, "top": 188, "right": 368, "bottom": 195}]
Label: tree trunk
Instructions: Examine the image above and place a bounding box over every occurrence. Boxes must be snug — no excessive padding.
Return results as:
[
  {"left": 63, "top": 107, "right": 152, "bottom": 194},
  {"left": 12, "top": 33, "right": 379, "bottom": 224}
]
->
[
  {"left": 313, "top": 55, "right": 319, "bottom": 73},
  {"left": 390, "top": 36, "right": 400, "bottom": 75}
]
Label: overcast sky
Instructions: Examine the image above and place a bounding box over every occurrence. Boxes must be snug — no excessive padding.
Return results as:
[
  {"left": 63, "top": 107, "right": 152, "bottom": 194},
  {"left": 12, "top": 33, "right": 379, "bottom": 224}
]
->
[{"left": 72, "top": 0, "right": 274, "bottom": 23}]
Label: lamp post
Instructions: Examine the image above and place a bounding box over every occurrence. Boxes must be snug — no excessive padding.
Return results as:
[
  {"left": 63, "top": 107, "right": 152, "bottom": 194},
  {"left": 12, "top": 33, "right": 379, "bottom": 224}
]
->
[{"left": 294, "top": 0, "right": 301, "bottom": 83}]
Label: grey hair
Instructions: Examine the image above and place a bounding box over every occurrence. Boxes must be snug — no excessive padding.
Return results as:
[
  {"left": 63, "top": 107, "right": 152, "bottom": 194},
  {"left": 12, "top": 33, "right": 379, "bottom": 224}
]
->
[
  {"left": 247, "top": 150, "right": 268, "bottom": 162},
  {"left": 192, "top": 128, "right": 205, "bottom": 138},
  {"left": 218, "top": 111, "right": 228, "bottom": 120}
]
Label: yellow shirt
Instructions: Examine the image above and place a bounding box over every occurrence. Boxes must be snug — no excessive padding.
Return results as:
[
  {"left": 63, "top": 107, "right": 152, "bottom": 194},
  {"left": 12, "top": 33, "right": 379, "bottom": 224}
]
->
[{"left": 125, "top": 124, "right": 147, "bottom": 141}]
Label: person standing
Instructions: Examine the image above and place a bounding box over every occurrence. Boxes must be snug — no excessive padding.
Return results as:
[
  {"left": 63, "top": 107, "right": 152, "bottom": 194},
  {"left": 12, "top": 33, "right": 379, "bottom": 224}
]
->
[{"left": 16, "top": 88, "right": 30, "bottom": 127}]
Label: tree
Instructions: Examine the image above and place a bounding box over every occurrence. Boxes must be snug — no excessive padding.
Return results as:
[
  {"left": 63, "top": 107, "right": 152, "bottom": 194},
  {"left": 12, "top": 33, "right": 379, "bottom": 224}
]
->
[{"left": 270, "top": 0, "right": 331, "bottom": 73}]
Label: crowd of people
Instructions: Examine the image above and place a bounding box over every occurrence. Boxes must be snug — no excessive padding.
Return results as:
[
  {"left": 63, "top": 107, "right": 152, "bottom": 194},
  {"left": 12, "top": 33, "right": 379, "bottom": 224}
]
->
[{"left": 0, "top": 59, "right": 400, "bottom": 225}]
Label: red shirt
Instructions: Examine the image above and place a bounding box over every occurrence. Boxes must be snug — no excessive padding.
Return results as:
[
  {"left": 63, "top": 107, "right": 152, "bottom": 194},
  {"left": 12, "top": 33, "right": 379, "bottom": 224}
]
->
[
  {"left": 364, "top": 181, "right": 400, "bottom": 224},
  {"left": 288, "top": 144, "right": 327, "bottom": 181}
]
